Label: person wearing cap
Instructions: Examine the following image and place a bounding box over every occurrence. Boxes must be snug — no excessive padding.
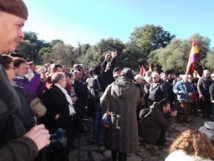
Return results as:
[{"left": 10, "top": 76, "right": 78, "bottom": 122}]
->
[
  {"left": 0, "top": 0, "right": 50, "bottom": 161},
  {"left": 100, "top": 67, "right": 140, "bottom": 161},
  {"left": 209, "top": 73, "right": 214, "bottom": 121}
]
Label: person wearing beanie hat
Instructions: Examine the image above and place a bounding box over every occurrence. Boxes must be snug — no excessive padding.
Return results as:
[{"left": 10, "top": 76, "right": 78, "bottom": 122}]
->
[
  {"left": 0, "top": 1, "right": 50, "bottom": 161},
  {"left": 100, "top": 67, "right": 140, "bottom": 161},
  {"left": 0, "top": 0, "right": 28, "bottom": 20},
  {"left": 0, "top": 0, "right": 28, "bottom": 54}
]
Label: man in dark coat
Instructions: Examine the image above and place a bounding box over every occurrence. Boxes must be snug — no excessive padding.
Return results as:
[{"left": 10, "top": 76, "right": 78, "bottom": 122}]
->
[
  {"left": 0, "top": 1, "right": 50, "bottom": 161},
  {"left": 149, "top": 72, "right": 168, "bottom": 105},
  {"left": 197, "top": 70, "right": 212, "bottom": 118},
  {"left": 209, "top": 73, "right": 214, "bottom": 121},
  {"left": 139, "top": 99, "right": 177, "bottom": 146},
  {"left": 72, "top": 70, "right": 88, "bottom": 138},
  {"left": 100, "top": 68, "right": 140, "bottom": 161},
  {"left": 100, "top": 51, "right": 117, "bottom": 89}
]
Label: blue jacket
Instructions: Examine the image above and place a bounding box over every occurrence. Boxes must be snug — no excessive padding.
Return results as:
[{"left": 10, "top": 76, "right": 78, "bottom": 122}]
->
[{"left": 173, "top": 80, "right": 194, "bottom": 102}]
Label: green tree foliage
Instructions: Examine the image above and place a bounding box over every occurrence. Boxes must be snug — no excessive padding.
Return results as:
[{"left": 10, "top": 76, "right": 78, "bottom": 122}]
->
[
  {"left": 127, "top": 24, "right": 175, "bottom": 70},
  {"left": 50, "top": 39, "right": 64, "bottom": 46},
  {"left": 122, "top": 44, "right": 143, "bottom": 70},
  {"left": 80, "top": 38, "right": 125, "bottom": 68},
  {"left": 42, "top": 43, "right": 74, "bottom": 67},
  {"left": 78, "top": 43, "right": 91, "bottom": 56},
  {"left": 149, "top": 34, "right": 211, "bottom": 73},
  {"left": 206, "top": 47, "right": 214, "bottom": 70},
  {"left": 17, "top": 40, "right": 37, "bottom": 61},
  {"left": 189, "top": 33, "right": 211, "bottom": 65},
  {"left": 80, "top": 47, "right": 100, "bottom": 68},
  {"left": 17, "top": 31, "right": 50, "bottom": 63},
  {"left": 129, "top": 24, "right": 175, "bottom": 52},
  {"left": 19, "top": 27, "right": 213, "bottom": 73}
]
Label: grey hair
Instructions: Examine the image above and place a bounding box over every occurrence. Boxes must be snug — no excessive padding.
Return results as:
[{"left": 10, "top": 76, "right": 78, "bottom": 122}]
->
[
  {"left": 203, "top": 70, "right": 210, "bottom": 75},
  {"left": 51, "top": 72, "right": 65, "bottom": 84}
]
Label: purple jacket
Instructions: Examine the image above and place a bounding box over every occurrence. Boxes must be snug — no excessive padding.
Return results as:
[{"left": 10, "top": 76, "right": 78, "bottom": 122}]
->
[{"left": 14, "top": 74, "right": 46, "bottom": 103}]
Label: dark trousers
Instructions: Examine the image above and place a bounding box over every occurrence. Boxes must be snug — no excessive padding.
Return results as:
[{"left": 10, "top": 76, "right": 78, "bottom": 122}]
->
[
  {"left": 180, "top": 102, "right": 191, "bottom": 122},
  {"left": 191, "top": 101, "right": 198, "bottom": 116},
  {"left": 111, "top": 151, "right": 127, "bottom": 161},
  {"left": 93, "top": 103, "right": 104, "bottom": 144},
  {"left": 212, "top": 103, "right": 214, "bottom": 121},
  {"left": 156, "top": 128, "right": 166, "bottom": 146},
  {"left": 201, "top": 97, "right": 211, "bottom": 118}
]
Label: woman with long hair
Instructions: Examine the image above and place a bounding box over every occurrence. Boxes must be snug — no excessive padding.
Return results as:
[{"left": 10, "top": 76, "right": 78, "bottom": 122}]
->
[{"left": 165, "top": 129, "right": 214, "bottom": 161}]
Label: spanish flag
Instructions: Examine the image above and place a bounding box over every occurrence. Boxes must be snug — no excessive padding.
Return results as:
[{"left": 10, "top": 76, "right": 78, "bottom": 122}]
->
[
  {"left": 186, "top": 41, "right": 200, "bottom": 74},
  {"left": 140, "top": 65, "right": 146, "bottom": 76}
]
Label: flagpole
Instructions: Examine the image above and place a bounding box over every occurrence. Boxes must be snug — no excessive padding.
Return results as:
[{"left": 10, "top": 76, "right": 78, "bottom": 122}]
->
[{"left": 200, "top": 60, "right": 205, "bottom": 70}]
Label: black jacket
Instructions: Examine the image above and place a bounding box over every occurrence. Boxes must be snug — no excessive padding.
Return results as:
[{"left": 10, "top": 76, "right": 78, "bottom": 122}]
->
[
  {"left": 73, "top": 79, "right": 88, "bottom": 108},
  {"left": 0, "top": 66, "right": 38, "bottom": 161},
  {"left": 42, "top": 84, "right": 73, "bottom": 133},
  {"left": 149, "top": 80, "right": 168, "bottom": 102},
  {"left": 139, "top": 107, "right": 174, "bottom": 144}
]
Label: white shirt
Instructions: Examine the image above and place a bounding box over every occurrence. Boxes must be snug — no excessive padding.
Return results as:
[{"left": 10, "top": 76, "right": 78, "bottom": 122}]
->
[{"left": 165, "top": 150, "right": 213, "bottom": 161}]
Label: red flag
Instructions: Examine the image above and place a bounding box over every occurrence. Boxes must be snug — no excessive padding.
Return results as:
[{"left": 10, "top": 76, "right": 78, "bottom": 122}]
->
[
  {"left": 140, "top": 65, "right": 146, "bottom": 76},
  {"left": 186, "top": 41, "right": 200, "bottom": 74}
]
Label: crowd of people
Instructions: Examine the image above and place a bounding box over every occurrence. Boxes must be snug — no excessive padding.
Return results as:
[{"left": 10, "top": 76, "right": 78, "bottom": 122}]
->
[{"left": 1, "top": 1, "right": 214, "bottom": 161}]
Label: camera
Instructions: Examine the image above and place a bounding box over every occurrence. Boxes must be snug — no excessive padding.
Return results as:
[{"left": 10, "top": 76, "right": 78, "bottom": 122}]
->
[{"left": 46, "top": 128, "right": 67, "bottom": 153}]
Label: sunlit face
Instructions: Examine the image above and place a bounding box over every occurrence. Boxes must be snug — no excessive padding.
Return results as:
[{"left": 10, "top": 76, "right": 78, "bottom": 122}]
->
[
  {"left": 66, "top": 76, "right": 73, "bottom": 85},
  {"left": 15, "top": 63, "right": 28, "bottom": 77},
  {"left": 161, "top": 73, "right": 167, "bottom": 81},
  {"left": 29, "top": 63, "right": 36, "bottom": 71},
  {"left": 203, "top": 70, "right": 210, "bottom": 78},
  {"left": 0, "top": 12, "right": 25, "bottom": 54},
  {"left": 136, "top": 77, "right": 142, "bottom": 84},
  {"left": 56, "top": 67, "right": 63, "bottom": 72},
  {"left": 5, "top": 62, "right": 15, "bottom": 80},
  {"left": 183, "top": 75, "right": 189, "bottom": 83},
  {"left": 162, "top": 103, "right": 170, "bottom": 113},
  {"left": 152, "top": 75, "right": 160, "bottom": 83},
  {"left": 75, "top": 71, "right": 82, "bottom": 81}
]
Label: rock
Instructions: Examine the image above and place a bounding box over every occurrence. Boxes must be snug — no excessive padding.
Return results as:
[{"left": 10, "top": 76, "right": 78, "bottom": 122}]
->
[{"left": 68, "top": 115, "right": 207, "bottom": 161}]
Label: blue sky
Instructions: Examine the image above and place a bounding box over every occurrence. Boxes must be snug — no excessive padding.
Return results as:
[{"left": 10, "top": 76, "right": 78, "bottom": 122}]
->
[{"left": 23, "top": 0, "right": 214, "bottom": 47}]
